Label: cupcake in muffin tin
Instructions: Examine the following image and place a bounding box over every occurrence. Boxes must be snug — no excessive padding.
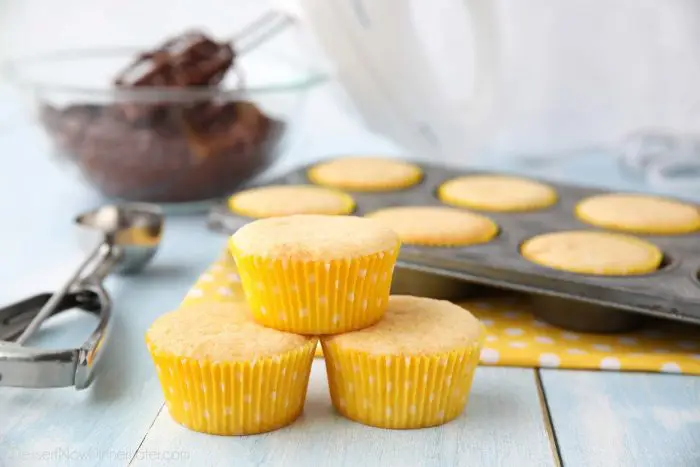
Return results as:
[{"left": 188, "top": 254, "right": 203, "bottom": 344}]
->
[
  {"left": 520, "top": 230, "right": 667, "bottom": 332},
  {"left": 575, "top": 193, "right": 700, "bottom": 235},
  {"left": 437, "top": 174, "right": 558, "bottom": 213},
  {"left": 227, "top": 185, "right": 356, "bottom": 218},
  {"left": 307, "top": 156, "right": 423, "bottom": 192}
]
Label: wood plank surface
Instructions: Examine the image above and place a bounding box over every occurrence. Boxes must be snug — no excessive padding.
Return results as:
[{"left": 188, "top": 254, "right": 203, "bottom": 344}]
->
[
  {"left": 133, "top": 363, "right": 556, "bottom": 467},
  {"left": 541, "top": 369, "right": 700, "bottom": 467},
  {"left": 0, "top": 218, "right": 224, "bottom": 467}
]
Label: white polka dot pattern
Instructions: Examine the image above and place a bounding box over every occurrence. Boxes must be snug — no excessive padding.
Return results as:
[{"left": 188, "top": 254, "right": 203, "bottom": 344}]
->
[
  {"left": 480, "top": 348, "right": 500, "bottom": 364},
  {"left": 539, "top": 353, "right": 561, "bottom": 368},
  {"left": 660, "top": 362, "right": 682, "bottom": 373},
  {"left": 600, "top": 357, "right": 621, "bottom": 370},
  {"left": 187, "top": 288, "right": 203, "bottom": 299},
  {"left": 459, "top": 298, "right": 700, "bottom": 375}
]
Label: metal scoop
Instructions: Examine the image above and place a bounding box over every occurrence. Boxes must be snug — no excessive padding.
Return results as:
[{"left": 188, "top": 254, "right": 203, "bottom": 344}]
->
[{"left": 0, "top": 203, "right": 163, "bottom": 389}]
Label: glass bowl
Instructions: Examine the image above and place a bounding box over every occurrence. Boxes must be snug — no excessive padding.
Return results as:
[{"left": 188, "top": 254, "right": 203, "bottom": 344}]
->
[{"left": 3, "top": 47, "right": 325, "bottom": 207}]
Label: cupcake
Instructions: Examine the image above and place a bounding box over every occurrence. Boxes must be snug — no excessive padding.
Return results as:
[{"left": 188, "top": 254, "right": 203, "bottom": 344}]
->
[
  {"left": 145, "top": 302, "right": 317, "bottom": 435},
  {"left": 365, "top": 206, "right": 498, "bottom": 246},
  {"left": 321, "top": 295, "right": 484, "bottom": 429},
  {"left": 228, "top": 185, "right": 355, "bottom": 218},
  {"left": 307, "top": 156, "right": 423, "bottom": 192},
  {"left": 229, "top": 214, "right": 401, "bottom": 334},
  {"left": 575, "top": 193, "right": 700, "bottom": 235},
  {"left": 438, "top": 174, "right": 557, "bottom": 212},
  {"left": 520, "top": 230, "right": 663, "bottom": 275}
]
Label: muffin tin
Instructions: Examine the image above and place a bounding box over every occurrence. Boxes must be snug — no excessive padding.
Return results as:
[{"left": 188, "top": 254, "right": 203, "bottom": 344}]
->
[{"left": 207, "top": 160, "right": 700, "bottom": 333}]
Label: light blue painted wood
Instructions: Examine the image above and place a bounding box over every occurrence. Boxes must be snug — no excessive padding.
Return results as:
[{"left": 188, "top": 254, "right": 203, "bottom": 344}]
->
[
  {"left": 0, "top": 217, "right": 223, "bottom": 467},
  {"left": 541, "top": 369, "right": 700, "bottom": 467},
  {"left": 133, "top": 363, "right": 555, "bottom": 467}
]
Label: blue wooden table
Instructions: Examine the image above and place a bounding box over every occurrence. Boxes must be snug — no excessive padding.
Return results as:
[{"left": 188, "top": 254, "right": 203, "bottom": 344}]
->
[{"left": 1, "top": 84, "right": 699, "bottom": 467}]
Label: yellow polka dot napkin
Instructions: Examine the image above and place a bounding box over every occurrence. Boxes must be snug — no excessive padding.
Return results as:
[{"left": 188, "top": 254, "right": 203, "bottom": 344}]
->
[
  {"left": 182, "top": 254, "right": 700, "bottom": 375},
  {"left": 458, "top": 296, "right": 700, "bottom": 374}
]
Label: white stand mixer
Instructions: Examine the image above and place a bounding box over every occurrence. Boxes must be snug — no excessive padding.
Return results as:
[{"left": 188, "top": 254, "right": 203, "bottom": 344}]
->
[
  {"left": 276, "top": 0, "right": 500, "bottom": 165},
  {"left": 265, "top": 0, "right": 700, "bottom": 194}
]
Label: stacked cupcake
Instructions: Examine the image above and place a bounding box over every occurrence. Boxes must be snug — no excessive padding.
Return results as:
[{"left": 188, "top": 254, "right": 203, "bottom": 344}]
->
[{"left": 146, "top": 213, "right": 485, "bottom": 434}]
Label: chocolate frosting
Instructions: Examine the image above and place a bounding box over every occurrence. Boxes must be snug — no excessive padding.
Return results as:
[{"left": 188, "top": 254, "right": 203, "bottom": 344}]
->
[{"left": 39, "top": 30, "right": 282, "bottom": 203}]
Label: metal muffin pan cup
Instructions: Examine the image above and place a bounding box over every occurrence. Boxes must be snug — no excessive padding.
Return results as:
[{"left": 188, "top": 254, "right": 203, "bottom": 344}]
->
[
  {"left": 391, "top": 265, "right": 485, "bottom": 300},
  {"left": 525, "top": 254, "right": 678, "bottom": 333},
  {"left": 529, "top": 296, "right": 650, "bottom": 333},
  {"left": 207, "top": 159, "right": 700, "bottom": 332}
]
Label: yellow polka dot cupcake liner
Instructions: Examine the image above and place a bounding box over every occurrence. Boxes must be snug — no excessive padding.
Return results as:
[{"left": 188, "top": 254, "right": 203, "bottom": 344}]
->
[
  {"left": 230, "top": 246, "right": 400, "bottom": 335},
  {"left": 321, "top": 336, "right": 484, "bottom": 429},
  {"left": 146, "top": 338, "right": 317, "bottom": 435}
]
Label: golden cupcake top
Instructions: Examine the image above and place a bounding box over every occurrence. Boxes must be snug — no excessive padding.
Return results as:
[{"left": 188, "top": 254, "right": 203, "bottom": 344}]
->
[
  {"left": 229, "top": 214, "right": 400, "bottom": 261},
  {"left": 146, "top": 302, "right": 312, "bottom": 361},
  {"left": 323, "top": 295, "right": 483, "bottom": 355},
  {"left": 438, "top": 174, "right": 557, "bottom": 212},
  {"left": 520, "top": 230, "right": 663, "bottom": 275},
  {"left": 365, "top": 206, "right": 498, "bottom": 246},
  {"left": 307, "top": 156, "right": 423, "bottom": 191},
  {"left": 575, "top": 193, "right": 700, "bottom": 235},
  {"left": 227, "top": 185, "right": 355, "bottom": 218}
]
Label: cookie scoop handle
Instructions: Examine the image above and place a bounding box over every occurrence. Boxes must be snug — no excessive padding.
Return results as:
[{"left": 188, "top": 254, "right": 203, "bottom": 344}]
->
[{"left": 14, "top": 240, "right": 116, "bottom": 345}]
